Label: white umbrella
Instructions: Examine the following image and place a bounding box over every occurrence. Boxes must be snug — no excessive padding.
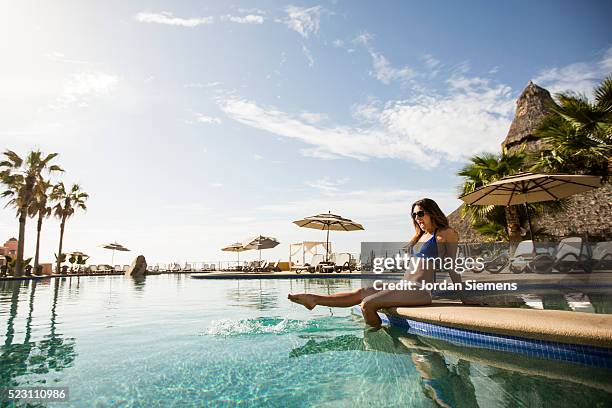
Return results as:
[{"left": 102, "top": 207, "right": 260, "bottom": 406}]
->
[
  {"left": 242, "top": 235, "right": 280, "bottom": 262},
  {"left": 293, "top": 211, "right": 364, "bottom": 262},
  {"left": 100, "top": 242, "right": 131, "bottom": 265},
  {"left": 460, "top": 172, "right": 601, "bottom": 245},
  {"left": 222, "top": 242, "right": 249, "bottom": 268}
]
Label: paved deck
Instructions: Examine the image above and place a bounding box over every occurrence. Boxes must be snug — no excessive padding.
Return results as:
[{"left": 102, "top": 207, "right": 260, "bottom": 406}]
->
[{"left": 386, "top": 302, "right": 612, "bottom": 348}]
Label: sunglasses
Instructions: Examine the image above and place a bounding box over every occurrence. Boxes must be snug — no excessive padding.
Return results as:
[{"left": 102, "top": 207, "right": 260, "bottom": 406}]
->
[{"left": 412, "top": 211, "right": 427, "bottom": 219}]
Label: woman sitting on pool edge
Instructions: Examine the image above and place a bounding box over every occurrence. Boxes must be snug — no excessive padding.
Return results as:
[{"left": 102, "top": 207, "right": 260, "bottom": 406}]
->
[{"left": 288, "top": 198, "right": 473, "bottom": 328}]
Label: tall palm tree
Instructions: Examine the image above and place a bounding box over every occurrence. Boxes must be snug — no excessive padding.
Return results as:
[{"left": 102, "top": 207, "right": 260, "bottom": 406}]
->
[
  {"left": 28, "top": 179, "right": 53, "bottom": 274},
  {"left": 0, "top": 150, "right": 62, "bottom": 276},
  {"left": 51, "top": 183, "right": 88, "bottom": 274},
  {"left": 458, "top": 148, "right": 526, "bottom": 244},
  {"left": 534, "top": 75, "right": 612, "bottom": 177}
]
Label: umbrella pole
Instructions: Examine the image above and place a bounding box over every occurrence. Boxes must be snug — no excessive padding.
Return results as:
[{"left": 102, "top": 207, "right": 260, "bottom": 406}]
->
[
  {"left": 325, "top": 225, "right": 330, "bottom": 262},
  {"left": 525, "top": 203, "right": 535, "bottom": 253},
  {"left": 112, "top": 249, "right": 115, "bottom": 266}
]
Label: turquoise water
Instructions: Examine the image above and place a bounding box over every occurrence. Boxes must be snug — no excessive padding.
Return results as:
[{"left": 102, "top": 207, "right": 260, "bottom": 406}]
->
[{"left": 1, "top": 275, "right": 611, "bottom": 407}]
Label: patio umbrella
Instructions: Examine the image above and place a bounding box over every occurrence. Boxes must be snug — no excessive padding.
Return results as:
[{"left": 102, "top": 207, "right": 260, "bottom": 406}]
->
[
  {"left": 460, "top": 172, "right": 601, "bottom": 246},
  {"left": 242, "top": 235, "right": 280, "bottom": 262},
  {"left": 222, "top": 242, "right": 249, "bottom": 267},
  {"left": 100, "top": 242, "right": 131, "bottom": 265},
  {"left": 293, "top": 211, "right": 364, "bottom": 262}
]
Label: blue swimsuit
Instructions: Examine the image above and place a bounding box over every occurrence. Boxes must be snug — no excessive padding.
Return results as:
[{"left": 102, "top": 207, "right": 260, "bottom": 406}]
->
[{"left": 414, "top": 231, "right": 438, "bottom": 259}]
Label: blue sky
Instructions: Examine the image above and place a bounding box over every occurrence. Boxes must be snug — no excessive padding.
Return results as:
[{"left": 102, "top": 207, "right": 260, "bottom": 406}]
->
[{"left": 1, "top": 1, "right": 611, "bottom": 265}]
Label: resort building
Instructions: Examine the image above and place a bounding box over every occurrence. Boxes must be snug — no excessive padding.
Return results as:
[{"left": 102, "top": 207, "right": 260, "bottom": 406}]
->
[{"left": 0, "top": 237, "right": 18, "bottom": 257}]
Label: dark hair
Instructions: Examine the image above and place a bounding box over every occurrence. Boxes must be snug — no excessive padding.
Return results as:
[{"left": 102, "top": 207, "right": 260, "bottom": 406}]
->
[{"left": 409, "top": 198, "right": 450, "bottom": 246}]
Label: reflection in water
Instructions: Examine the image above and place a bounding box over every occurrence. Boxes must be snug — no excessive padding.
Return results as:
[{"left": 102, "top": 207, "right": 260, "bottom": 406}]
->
[
  {"left": 288, "top": 325, "right": 612, "bottom": 407},
  {"left": 226, "top": 280, "right": 280, "bottom": 310},
  {"left": 0, "top": 279, "right": 77, "bottom": 388}
]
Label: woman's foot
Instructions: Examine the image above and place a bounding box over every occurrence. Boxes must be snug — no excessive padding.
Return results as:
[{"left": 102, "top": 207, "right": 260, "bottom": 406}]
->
[{"left": 288, "top": 293, "right": 317, "bottom": 310}]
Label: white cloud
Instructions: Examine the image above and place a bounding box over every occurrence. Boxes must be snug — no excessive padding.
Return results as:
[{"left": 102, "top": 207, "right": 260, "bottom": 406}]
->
[
  {"left": 135, "top": 11, "right": 213, "bottom": 27},
  {"left": 210, "top": 182, "right": 223, "bottom": 188},
  {"left": 302, "top": 45, "right": 314, "bottom": 67},
  {"left": 184, "top": 81, "right": 223, "bottom": 88},
  {"left": 195, "top": 113, "right": 222, "bottom": 124},
  {"left": 353, "top": 33, "right": 414, "bottom": 85},
  {"left": 222, "top": 14, "right": 265, "bottom": 24},
  {"left": 218, "top": 73, "right": 515, "bottom": 167},
  {"left": 237, "top": 8, "right": 267, "bottom": 15},
  {"left": 533, "top": 46, "right": 612, "bottom": 97},
  {"left": 253, "top": 153, "right": 263, "bottom": 160},
  {"left": 305, "top": 176, "right": 349, "bottom": 193},
  {"left": 369, "top": 51, "right": 414, "bottom": 85},
  {"left": 421, "top": 54, "right": 440, "bottom": 69},
  {"left": 53, "top": 72, "right": 118, "bottom": 109},
  {"left": 300, "top": 111, "right": 328, "bottom": 124},
  {"left": 332, "top": 39, "right": 344, "bottom": 48},
  {"left": 600, "top": 47, "right": 612, "bottom": 71},
  {"left": 284, "top": 5, "right": 325, "bottom": 38},
  {"left": 44, "top": 52, "right": 89, "bottom": 65},
  {"left": 353, "top": 32, "right": 374, "bottom": 46}
]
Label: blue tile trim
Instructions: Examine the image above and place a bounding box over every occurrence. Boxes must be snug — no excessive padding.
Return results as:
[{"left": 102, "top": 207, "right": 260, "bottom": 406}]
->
[{"left": 351, "top": 306, "right": 612, "bottom": 369}]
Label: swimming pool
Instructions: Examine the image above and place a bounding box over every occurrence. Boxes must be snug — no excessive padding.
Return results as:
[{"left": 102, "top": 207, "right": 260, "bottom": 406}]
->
[{"left": 1, "top": 275, "right": 611, "bottom": 407}]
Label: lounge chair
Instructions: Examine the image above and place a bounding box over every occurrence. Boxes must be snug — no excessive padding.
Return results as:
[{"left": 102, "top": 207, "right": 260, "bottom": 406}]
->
[
  {"left": 184, "top": 263, "right": 192, "bottom": 272},
  {"left": 89, "top": 265, "right": 99, "bottom": 275},
  {"left": 24, "top": 265, "right": 33, "bottom": 276},
  {"left": 334, "top": 253, "right": 352, "bottom": 272},
  {"left": 209, "top": 263, "right": 217, "bottom": 271},
  {"left": 509, "top": 241, "right": 553, "bottom": 274},
  {"left": 592, "top": 242, "right": 612, "bottom": 270},
  {"left": 308, "top": 254, "right": 325, "bottom": 273},
  {"left": 268, "top": 260, "right": 280, "bottom": 272},
  {"left": 0, "top": 265, "right": 8, "bottom": 277},
  {"left": 257, "top": 261, "right": 269, "bottom": 272},
  {"left": 552, "top": 237, "right": 591, "bottom": 273}
]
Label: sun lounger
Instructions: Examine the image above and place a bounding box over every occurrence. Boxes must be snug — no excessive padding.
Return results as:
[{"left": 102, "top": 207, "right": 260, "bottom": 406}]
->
[
  {"left": 509, "top": 240, "right": 553, "bottom": 274},
  {"left": 308, "top": 254, "right": 325, "bottom": 273},
  {"left": 592, "top": 242, "right": 612, "bottom": 270},
  {"left": 269, "top": 260, "right": 281, "bottom": 272},
  {"left": 1, "top": 264, "right": 8, "bottom": 277},
  {"left": 334, "top": 253, "right": 352, "bottom": 272},
  {"left": 553, "top": 237, "right": 591, "bottom": 273}
]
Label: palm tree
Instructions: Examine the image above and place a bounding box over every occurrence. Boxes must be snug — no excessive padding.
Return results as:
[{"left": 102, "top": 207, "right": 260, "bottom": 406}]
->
[
  {"left": 0, "top": 150, "right": 62, "bottom": 276},
  {"left": 534, "top": 75, "right": 612, "bottom": 177},
  {"left": 458, "top": 148, "right": 526, "bottom": 244},
  {"left": 28, "top": 179, "right": 53, "bottom": 274},
  {"left": 51, "top": 183, "right": 88, "bottom": 274}
]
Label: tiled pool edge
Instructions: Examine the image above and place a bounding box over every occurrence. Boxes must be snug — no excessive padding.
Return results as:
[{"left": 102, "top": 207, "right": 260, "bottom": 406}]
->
[{"left": 351, "top": 305, "right": 612, "bottom": 369}]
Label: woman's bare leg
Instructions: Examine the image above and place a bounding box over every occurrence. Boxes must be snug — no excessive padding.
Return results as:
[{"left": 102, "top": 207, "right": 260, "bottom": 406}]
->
[
  {"left": 360, "top": 289, "right": 432, "bottom": 328},
  {"left": 288, "top": 287, "right": 378, "bottom": 310}
]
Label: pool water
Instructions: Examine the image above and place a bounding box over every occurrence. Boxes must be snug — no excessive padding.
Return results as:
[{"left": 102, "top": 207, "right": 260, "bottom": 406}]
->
[{"left": 1, "top": 275, "right": 611, "bottom": 407}]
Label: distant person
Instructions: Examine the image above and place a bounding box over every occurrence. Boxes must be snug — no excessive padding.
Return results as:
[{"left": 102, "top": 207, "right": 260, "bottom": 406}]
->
[{"left": 288, "top": 198, "right": 473, "bottom": 328}]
